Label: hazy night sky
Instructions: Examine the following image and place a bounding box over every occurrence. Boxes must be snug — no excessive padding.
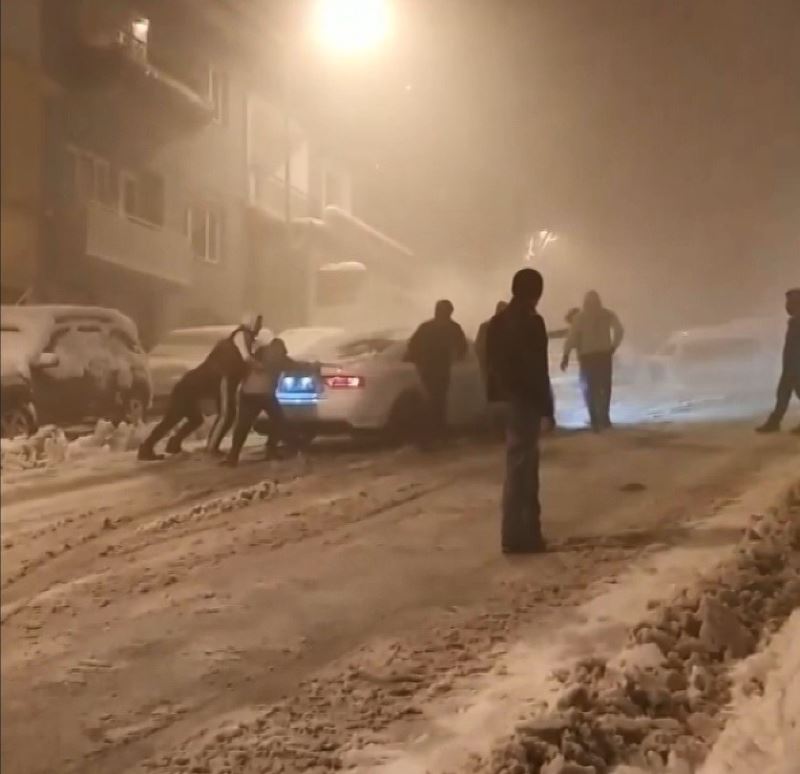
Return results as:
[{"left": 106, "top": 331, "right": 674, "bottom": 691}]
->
[{"left": 286, "top": 0, "right": 799, "bottom": 332}]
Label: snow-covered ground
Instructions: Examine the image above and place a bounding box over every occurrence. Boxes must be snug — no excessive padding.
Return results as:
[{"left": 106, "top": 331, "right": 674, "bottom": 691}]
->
[{"left": 0, "top": 397, "right": 797, "bottom": 774}]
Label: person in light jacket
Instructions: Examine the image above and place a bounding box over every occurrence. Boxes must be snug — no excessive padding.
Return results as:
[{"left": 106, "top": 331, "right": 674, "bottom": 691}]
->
[
  {"left": 223, "top": 337, "right": 314, "bottom": 466},
  {"left": 561, "top": 291, "right": 624, "bottom": 431}
]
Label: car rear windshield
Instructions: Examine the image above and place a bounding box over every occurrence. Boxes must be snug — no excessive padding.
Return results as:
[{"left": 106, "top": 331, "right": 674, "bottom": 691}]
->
[{"left": 313, "top": 336, "right": 399, "bottom": 362}]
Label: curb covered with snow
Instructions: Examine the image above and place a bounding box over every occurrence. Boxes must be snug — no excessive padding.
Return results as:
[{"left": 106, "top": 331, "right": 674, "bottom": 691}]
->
[{"left": 477, "top": 485, "right": 800, "bottom": 774}]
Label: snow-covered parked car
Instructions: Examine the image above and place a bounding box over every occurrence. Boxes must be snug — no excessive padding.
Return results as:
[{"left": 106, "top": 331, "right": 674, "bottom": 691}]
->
[
  {"left": 265, "top": 328, "right": 488, "bottom": 443},
  {"left": 1, "top": 305, "right": 152, "bottom": 438},
  {"left": 147, "top": 325, "right": 272, "bottom": 409},
  {"left": 645, "top": 317, "right": 783, "bottom": 393}
]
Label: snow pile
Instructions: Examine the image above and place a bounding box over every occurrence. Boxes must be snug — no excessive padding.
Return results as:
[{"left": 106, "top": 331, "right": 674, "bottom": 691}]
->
[
  {"left": 476, "top": 505, "right": 800, "bottom": 774},
  {"left": 1, "top": 425, "right": 70, "bottom": 471},
  {"left": 0, "top": 420, "right": 149, "bottom": 471},
  {"left": 700, "top": 611, "right": 800, "bottom": 774}
]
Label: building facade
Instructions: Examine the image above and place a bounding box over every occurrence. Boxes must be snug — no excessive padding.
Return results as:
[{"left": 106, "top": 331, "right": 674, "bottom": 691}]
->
[
  {"left": 1, "top": 0, "right": 52, "bottom": 304},
  {"left": 1, "top": 0, "right": 413, "bottom": 345}
]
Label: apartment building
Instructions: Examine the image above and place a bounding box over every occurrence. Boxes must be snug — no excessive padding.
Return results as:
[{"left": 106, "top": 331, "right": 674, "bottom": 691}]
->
[
  {"left": 0, "top": 0, "right": 53, "bottom": 303},
  {"left": 2, "top": 0, "right": 414, "bottom": 343}
]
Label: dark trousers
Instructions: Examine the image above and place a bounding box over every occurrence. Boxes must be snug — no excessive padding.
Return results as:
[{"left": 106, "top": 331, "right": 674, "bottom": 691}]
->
[
  {"left": 419, "top": 370, "right": 450, "bottom": 439},
  {"left": 141, "top": 385, "right": 205, "bottom": 454},
  {"left": 767, "top": 367, "right": 800, "bottom": 425},
  {"left": 502, "top": 401, "right": 543, "bottom": 551},
  {"left": 207, "top": 374, "right": 242, "bottom": 453},
  {"left": 579, "top": 351, "right": 613, "bottom": 428},
  {"left": 227, "top": 393, "right": 293, "bottom": 463}
]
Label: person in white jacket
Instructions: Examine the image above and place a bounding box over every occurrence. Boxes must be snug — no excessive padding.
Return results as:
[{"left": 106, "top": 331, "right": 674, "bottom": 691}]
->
[{"left": 561, "top": 291, "right": 624, "bottom": 430}]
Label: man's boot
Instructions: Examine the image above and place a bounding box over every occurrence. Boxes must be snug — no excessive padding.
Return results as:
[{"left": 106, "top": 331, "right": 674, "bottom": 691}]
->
[
  {"left": 137, "top": 444, "right": 164, "bottom": 461},
  {"left": 165, "top": 436, "right": 184, "bottom": 455},
  {"left": 756, "top": 419, "right": 780, "bottom": 434}
]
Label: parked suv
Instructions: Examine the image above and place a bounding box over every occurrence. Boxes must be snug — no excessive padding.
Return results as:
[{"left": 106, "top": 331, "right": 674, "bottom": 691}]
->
[{"left": 1, "top": 305, "right": 152, "bottom": 438}]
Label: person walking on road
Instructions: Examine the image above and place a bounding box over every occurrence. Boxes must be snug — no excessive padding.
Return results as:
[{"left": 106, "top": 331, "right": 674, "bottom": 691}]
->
[
  {"left": 756, "top": 288, "right": 800, "bottom": 435},
  {"left": 406, "top": 299, "right": 468, "bottom": 443},
  {"left": 561, "top": 291, "right": 624, "bottom": 431},
  {"left": 223, "top": 337, "right": 313, "bottom": 466},
  {"left": 486, "top": 268, "right": 554, "bottom": 554},
  {"left": 205, "top": 313, "right": 263, "bottom": 454}
]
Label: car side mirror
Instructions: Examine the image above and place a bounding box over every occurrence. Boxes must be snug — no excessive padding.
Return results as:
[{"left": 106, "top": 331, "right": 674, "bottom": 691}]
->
[{"left": 34, "top": 353, "right": 60, "bottom": 368}]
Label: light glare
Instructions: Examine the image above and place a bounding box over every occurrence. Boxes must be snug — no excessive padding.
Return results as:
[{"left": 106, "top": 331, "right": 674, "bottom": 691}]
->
[{"left": 314, "top": 0, "right": 391, "bottom": 55}]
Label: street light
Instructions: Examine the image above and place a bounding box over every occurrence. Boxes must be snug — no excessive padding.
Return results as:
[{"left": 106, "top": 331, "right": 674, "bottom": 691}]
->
[{"left": 313, "top": 0, "right": 392, "bottom": 55}]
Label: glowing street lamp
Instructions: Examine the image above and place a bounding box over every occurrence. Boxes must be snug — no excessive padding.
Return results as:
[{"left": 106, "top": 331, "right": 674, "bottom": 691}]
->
[
  {"left": 312, "top": 0, "right": 392, "bottom": 56},
  {"left": 283, "top": 0, "right": 392, "bottom": 223}
]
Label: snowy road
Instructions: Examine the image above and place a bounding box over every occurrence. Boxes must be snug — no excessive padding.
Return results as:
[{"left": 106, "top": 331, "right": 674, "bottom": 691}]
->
[{"left": 1, "top": 414, "right": 798, "bottom": 774}]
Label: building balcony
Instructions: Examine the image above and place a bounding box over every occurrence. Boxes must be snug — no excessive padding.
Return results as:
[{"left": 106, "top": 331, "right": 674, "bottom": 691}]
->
[
  {"left": 247, "top": 166, "right": 321, "bottom": 222},
  {"left": 45, "top": 1, "right": 214, "bottom": 128},
  {"left": 76, "top": 201, "right": 192, "bottom": 287}
]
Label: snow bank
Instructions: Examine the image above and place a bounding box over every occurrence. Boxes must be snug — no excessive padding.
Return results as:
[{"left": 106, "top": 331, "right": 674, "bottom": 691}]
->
[
  {"left": 0, "top": 420, "right": 149, "bottom": 471},
  {"left": 700, "top": 611, "right": 800, "bottom": 774}
]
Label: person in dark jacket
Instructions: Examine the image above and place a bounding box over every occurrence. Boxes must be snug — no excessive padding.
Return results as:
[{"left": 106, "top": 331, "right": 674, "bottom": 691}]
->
[
  {"left": 205, "top": 313, "right": 263, "bottom": 454},
  {"left": 756, "top": 288, "right": 800, "bottom": 434},
  {"left": 476, "top": 301, "right": 508, "bottom": 384},
  {"left": 223, "top": 337, "right": 313, "bottom": 466},
  {"left": 137, "top": 362, "right": 220, "bottom": 461},
  {"left": 487, "top": 268, "right": 554, "bottom": 554},
  {"left": 406, "top": 299, "right": 468, "bottom": 440}
]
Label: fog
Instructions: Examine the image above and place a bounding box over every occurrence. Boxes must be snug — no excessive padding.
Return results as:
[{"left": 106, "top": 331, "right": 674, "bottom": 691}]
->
[{"left": 305, "top": 0, "right": 799, "bottom": 351}]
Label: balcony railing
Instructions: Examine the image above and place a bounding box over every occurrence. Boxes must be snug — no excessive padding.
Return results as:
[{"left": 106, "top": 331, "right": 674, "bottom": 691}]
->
[
  {"left": 83, "top": 201, "right": 192, "bottom": 286},
  {"left": 248, "top": 167, "right": 320, "bottom": 220}
]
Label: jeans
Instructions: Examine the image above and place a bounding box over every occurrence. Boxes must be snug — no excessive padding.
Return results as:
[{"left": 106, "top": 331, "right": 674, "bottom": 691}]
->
[
  {"left": 227, "top": 393, "right": 294, "bottom": 463},
  {"left": 419, "top": 369, "right": 450, "bottom": 440},
  {"left": 502, "top": 401, "right": 543, "bottom": 551},
  {"left": 767, "top": 367, "right": 800, "bottom": 425},
  {"left": 579, "top": 351, "right": 613, "bottom": 428},
  {"left": 140, "top": 379, "right": 207, "bottom": 454}
]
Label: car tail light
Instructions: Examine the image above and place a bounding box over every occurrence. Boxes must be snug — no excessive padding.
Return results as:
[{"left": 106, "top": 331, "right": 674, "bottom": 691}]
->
[{"left": 324, "top": 375, "right": 365, "bottom": 389}]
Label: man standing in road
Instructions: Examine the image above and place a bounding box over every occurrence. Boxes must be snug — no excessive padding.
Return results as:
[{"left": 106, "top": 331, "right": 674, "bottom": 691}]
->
[
  {"left": 406, "top": 299, "right": 468, "bottom": 443},
  {"left": 756, "top": 288, "right": 800, "bottom": 435},
  {"left": 486, "top": 269, "right": 554, "bottom": 554},
  {"left": 561, "top": 291, "right": 624, "bottom": 431}
]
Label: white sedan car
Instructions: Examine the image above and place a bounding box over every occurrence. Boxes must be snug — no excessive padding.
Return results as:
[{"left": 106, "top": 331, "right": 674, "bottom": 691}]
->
[{"left": 273, "top": 329, "right": 489, "bottom": 441}]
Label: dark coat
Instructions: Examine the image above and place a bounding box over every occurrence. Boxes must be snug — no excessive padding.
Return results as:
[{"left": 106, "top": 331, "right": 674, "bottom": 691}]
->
[
  {"left": 406, "top": 318, "right": 468, "bottom": 384},
  {"left": 486, "top": 300, "right": 554, "bottom": 418}
]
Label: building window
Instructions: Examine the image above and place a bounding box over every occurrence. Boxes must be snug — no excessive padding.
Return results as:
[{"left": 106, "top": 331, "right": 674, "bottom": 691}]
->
[
  {"left": 119, "top": 171, "right": 139, "bottom": 217},
  {"left": 208, "top": 67, "right": 229, "bottom": 124},
  {"left": 68, "top": 148, "right": 114, "bottom": 206},
  {"left": 139, "top": 172, "right": 164, "bottom": 226},
  {"left": 115, "top": 16, "right": 149, "bottom": 62},
  {"left": 188, "top": 204, "right": 223, "bottom": 264}
]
